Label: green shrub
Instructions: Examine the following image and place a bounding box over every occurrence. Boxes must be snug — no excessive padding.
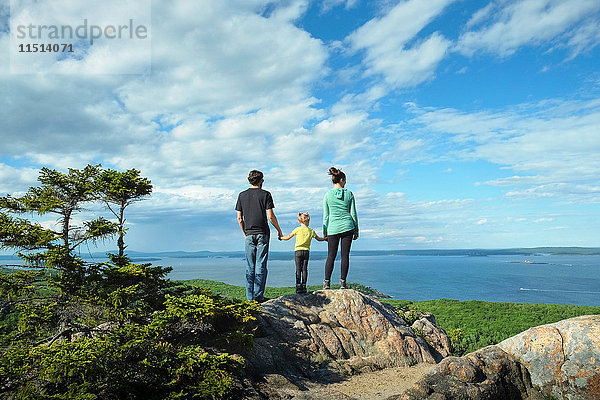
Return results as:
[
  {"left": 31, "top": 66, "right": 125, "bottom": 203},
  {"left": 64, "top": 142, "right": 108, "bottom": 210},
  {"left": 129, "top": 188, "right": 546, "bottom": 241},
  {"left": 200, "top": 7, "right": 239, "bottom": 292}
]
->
[
  {"left": 0, "top": 288, "right": 259, "bottom": 399},
  {"left": 447, "top": 328, "right": 467, "bottom": 356}
]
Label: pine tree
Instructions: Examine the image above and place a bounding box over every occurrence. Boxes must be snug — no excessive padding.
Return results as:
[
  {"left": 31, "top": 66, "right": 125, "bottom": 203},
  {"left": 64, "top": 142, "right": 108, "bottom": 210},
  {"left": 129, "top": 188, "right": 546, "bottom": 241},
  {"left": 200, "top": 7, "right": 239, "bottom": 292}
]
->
[{"left": 97, "top": 168, "right": 152, "bottom": 266}]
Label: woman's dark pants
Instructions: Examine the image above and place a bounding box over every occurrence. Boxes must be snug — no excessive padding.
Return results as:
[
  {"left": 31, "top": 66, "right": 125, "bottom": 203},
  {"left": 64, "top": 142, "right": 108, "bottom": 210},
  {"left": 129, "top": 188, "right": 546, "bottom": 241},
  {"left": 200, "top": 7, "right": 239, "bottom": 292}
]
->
[{"left": 324, "top": 229, "right": 353, "bottom": 281}]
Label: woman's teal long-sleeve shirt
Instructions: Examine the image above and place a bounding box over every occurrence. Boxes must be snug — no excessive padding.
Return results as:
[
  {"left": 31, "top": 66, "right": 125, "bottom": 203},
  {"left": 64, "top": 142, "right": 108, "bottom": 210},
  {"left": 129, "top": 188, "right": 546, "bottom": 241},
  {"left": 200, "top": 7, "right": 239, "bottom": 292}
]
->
[{"left": 322, "top": 188, "right": 358, "bottom": 236}]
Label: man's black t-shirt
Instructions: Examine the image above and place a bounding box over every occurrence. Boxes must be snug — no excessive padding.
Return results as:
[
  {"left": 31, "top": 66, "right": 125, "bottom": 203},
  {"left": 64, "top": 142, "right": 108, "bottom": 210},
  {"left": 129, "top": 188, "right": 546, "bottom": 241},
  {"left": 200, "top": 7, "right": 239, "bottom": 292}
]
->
[{"left": 235, "top": 188, "right": 275, "bottom": 235}]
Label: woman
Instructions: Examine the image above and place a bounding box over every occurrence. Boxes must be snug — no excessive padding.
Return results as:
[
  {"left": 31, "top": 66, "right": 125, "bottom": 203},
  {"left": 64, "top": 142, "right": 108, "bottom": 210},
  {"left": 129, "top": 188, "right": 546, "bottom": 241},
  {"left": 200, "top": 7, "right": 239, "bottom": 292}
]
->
[{"left": 322, "top": 167, "right": 359, "bottom": 289}]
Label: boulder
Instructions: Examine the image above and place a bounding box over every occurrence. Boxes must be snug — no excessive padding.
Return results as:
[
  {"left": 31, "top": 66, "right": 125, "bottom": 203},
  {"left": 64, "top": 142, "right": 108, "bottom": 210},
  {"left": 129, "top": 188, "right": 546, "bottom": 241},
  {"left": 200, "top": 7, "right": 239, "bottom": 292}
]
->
[
  {"left": 244, "top": 290, "right": 445, "bottom": 381},
  {"left": 411, "top": 313, "right": 452, "bottom": 361},
  {"left": 498, "top": 315, "right": 600, "bottom": 400},
  {"left": 397, "top": 345, "right": 544, "bottom": 400}
]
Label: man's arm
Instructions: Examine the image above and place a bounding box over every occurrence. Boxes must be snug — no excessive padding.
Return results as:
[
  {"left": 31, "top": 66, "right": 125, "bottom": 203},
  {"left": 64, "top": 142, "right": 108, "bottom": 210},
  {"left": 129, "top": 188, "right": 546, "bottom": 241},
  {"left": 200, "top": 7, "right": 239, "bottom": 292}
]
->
[
  {"left": 266, "top": 209, "right": 283, "bottom": 239},
  {"left": 237, "top": 211, "right": 246, "bottom": 237}
]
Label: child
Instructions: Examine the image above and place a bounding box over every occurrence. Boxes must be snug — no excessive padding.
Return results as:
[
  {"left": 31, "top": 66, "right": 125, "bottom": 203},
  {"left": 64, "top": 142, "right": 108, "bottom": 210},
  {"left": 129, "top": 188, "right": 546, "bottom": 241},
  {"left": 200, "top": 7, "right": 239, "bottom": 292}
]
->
[{"left": 281, "top": 212, "right": 326, "bottom": 294}]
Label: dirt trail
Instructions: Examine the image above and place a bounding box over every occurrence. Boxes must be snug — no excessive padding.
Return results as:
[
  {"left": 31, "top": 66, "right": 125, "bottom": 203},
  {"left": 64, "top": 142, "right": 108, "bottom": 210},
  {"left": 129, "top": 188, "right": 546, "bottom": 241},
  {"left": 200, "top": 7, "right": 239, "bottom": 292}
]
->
[
  {"left": 270, "top": 363, "right": 435, "bottom": 399},
  {"left": 326, "top": 364, "right": 434, "bottom": 399}
]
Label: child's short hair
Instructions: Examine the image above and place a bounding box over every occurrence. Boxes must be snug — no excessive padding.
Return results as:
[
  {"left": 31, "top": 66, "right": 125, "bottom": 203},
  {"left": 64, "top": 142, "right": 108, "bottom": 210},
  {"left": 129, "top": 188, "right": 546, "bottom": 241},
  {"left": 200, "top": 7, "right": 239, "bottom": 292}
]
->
[{"left": 298, "top": 212, "right": 310, "bottom": 224}]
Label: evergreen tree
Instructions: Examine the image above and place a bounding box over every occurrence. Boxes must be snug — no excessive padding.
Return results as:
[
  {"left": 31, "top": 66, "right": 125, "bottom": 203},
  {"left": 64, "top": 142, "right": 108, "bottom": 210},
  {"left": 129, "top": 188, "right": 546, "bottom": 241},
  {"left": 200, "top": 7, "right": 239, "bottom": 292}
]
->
[
  {"left": 0, "top": 164, "right": 117, "bottom": 263},
  {"left": 97, "top": 168, "right": 152, "bottom": 266}
]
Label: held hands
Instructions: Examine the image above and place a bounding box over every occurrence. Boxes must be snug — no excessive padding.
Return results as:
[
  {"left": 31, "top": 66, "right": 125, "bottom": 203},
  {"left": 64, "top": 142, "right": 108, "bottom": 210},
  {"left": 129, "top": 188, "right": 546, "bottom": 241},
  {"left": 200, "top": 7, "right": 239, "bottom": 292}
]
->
[
  {"left": 280, "top": 233, "right": 292, "bottom": 241},
  {"left": 353, "top": 230, "right": 359, "bottom": 240}
]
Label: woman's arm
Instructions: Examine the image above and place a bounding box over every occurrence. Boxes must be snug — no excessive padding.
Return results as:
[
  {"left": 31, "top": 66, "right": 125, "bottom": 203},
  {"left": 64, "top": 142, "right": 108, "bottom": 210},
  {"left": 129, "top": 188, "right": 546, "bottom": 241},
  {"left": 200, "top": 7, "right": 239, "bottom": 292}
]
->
[
  {"left": 322, "top": 193, "right": 329, "bottom": 236},
  {"left": 350, "top": 193, "right": 358, "bottom": 238}
]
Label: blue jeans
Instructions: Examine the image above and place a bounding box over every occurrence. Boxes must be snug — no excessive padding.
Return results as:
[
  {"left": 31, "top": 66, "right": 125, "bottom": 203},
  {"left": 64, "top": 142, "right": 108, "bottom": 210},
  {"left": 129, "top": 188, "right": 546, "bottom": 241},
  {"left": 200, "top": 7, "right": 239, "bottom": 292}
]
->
[{"left": 244, "top": 233, "right": 269, "bottom": 301}]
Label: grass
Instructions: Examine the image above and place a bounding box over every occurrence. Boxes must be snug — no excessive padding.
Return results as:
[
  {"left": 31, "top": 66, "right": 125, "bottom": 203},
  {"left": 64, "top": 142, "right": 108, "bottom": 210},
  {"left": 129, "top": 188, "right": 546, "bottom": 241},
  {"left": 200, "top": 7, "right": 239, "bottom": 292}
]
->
[{"left": 181, "top": 279, "right": 389, "bottom": 300}]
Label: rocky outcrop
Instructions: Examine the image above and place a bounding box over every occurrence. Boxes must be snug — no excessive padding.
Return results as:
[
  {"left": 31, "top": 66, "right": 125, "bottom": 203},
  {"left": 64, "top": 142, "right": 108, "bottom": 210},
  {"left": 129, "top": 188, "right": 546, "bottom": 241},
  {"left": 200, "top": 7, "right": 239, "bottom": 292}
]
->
[
  {"left": 397, "top": 345, "right": 543, "bottom": 400},
  {"left": 399, "top": 315, "right": 600, "bottom": 400},
  {"left": 498, "top": 315, "right": 600, "bottom": 400},
  {"left": 411, "top": 313, "right": 452, "bottom": 361},
  {"left": 244, "top": 290, "right": 447, "bottom": 381},
  {"left": 242, "top": 290, "right": 600, "bottom": 400}
]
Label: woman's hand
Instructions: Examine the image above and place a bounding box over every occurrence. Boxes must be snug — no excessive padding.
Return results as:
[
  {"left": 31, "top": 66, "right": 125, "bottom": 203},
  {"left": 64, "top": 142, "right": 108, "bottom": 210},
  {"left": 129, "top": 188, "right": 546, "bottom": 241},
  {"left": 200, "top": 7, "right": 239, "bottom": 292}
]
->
[{"left": 353, "top": 231, "right": 359, "bottom": 240}]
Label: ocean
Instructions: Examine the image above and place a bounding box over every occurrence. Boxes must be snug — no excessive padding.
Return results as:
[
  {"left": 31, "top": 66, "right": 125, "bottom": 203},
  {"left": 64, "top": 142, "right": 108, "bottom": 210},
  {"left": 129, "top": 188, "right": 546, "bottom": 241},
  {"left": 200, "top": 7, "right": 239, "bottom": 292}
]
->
[
  {"left": 3, "top": 252, "right": 599, "bottom": 306},
  {"left": 137, "top": 253, "right": 600, "bottom": 306}
]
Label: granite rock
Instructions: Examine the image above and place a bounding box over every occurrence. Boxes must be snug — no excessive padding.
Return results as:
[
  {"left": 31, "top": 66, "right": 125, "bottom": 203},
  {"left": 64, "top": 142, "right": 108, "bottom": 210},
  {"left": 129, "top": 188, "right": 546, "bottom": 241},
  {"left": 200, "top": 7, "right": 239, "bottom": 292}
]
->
[
  {"left": 244, "top": 290, "right": 444, "bottom": 380},
  {"left": 498, "top": 315, "right": 600, "bottom": 400},
  {"left": 411, "top": 313, "right": 452, "bottom": 361},
  {"left": 397, "top": 345, "right": 544, "bottom": 400}
]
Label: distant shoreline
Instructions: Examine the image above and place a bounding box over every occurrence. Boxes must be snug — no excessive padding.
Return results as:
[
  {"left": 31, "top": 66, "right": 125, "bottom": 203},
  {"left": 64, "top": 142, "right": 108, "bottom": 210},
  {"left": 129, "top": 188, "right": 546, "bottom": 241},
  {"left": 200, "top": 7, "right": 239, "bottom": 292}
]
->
[{"left": 1, "top": 247, "right": 600, "bottom": 260}]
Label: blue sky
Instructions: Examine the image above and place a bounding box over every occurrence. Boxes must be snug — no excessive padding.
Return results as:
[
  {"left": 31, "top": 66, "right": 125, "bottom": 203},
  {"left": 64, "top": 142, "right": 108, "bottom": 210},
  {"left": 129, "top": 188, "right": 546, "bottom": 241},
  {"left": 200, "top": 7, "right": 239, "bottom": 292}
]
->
[{"left": 1, "top": 0, "right": 599, "bottom": 252}]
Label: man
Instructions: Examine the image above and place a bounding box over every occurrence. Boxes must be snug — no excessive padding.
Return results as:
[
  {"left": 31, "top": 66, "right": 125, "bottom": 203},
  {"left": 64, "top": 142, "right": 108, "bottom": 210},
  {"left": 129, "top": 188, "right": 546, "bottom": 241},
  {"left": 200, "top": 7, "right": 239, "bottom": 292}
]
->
[{"left": 235, "top": 170, "right": 283, "bottom": 302}]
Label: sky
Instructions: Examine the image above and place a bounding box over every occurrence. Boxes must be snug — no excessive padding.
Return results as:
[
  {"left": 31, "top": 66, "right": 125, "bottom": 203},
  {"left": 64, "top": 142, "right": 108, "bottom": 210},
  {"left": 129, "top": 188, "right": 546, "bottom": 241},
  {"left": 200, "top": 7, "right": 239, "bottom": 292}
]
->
[{"left": 0, "top": 0, "right": 599, "bottom": 252}]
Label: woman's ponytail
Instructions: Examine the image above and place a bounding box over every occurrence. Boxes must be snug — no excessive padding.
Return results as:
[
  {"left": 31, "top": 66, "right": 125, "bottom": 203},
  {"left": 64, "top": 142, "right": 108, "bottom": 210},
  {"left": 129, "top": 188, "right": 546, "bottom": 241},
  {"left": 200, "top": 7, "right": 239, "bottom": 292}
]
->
[{"left": 328, "top": 167, "right": 346, "bottom": 184}]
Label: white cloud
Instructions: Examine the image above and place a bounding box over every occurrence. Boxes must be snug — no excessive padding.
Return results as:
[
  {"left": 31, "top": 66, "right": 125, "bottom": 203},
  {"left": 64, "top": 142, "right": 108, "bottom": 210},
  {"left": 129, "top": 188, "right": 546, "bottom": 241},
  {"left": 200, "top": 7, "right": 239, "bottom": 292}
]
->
[
  {"left": 0, "top": 163, "right": 39, "bottom": 193},
  {"left": 8, "top": 0, "right": 151, "bottom": 74},
  {"left": 320, "top": 0, "right": 359, "bottom": 13},
  {"left": 411, "top": 236, "right": 443, "bottom": 244},
  {"left": 0, "top": 0, "right": 331, "bottom": 188},
  {"left": 563, "top": 18, "right": 600, "bottom": 59},
  {"left": 407, "top": 99, "right": 600, "bottom": 204},
  {"left": 347, "top": 0, "right": 453, "bottom": 90},
  {"left": 457, "top": 0, "right": 600, "bottom": 57},
  {"left": 506, "top": 183, "right": 600, "bottom": 202},
  {"left": 464, "top": 3, "right": 494, "bottom": 30},
  {"left": 119, "top": 2, "right": 327, "bottom": 117},
  {"left": 268, "top": 0, "right": 310, "bottom": 21}
]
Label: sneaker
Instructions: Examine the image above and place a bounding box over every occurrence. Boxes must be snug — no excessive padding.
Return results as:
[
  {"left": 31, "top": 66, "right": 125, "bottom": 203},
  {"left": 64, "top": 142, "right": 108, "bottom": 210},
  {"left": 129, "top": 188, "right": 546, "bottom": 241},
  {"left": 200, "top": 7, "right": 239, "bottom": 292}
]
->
[
  {"left": 339, "top": 279, "right": 347, "bottom": 289},
  {"left": 323, "top": 280, "right": 330, "bottom": 290},
  {"left": 301, "top": 284, "right": 307, "bottom": 294},
  {"left": 296, "top": 284, "right": 303, "bottom": 294}
]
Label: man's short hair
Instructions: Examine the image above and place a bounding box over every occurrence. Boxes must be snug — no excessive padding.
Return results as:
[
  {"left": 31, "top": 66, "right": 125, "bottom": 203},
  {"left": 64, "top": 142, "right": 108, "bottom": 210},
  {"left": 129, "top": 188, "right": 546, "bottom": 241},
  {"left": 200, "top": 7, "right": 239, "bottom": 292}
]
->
[{"left": 248, "top": 170, "right": 264, "bottom": 186}]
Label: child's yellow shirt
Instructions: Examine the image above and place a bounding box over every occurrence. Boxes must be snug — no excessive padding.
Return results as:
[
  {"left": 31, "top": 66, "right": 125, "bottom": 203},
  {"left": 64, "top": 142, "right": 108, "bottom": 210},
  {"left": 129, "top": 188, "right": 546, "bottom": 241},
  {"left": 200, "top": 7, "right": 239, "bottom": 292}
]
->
[{"left": 291, "top": 225, "right": 317, "bottom": 251}]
